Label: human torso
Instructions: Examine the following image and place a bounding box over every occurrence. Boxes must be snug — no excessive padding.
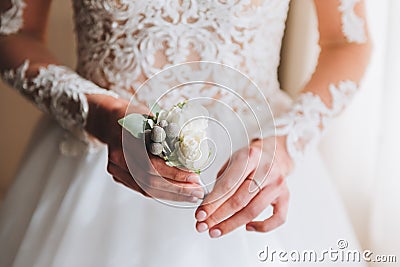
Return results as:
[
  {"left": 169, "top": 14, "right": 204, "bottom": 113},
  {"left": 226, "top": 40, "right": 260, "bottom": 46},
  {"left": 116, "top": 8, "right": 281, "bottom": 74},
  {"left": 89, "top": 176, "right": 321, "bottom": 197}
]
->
[{"left": 72, "top": 0, "right": 291, "bottom": 106}]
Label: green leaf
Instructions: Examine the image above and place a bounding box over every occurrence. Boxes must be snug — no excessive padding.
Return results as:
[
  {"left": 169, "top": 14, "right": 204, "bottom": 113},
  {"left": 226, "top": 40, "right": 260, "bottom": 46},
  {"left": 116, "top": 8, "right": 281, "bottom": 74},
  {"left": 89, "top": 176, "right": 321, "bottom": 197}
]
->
[
  {"left": 176, "top": 100, "right": 187, "bottom": 109},
  {"left": 118, "top": 114, "right": 146, "bottom": 138}
]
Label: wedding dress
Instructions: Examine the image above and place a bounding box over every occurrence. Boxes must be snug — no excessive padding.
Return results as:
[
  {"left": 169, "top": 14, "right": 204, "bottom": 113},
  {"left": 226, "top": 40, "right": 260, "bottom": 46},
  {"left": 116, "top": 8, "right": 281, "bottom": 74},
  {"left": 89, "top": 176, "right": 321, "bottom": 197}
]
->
[{"left": 0, "top": 0, "right": 367, "bottom": 266}]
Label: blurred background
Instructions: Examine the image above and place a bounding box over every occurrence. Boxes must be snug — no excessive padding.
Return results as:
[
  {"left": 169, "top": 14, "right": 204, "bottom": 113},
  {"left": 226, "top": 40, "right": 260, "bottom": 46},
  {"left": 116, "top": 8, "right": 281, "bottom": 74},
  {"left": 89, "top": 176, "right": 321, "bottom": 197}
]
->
[{"left": 1, "top": 0, "right": 399, "bottom": 264}]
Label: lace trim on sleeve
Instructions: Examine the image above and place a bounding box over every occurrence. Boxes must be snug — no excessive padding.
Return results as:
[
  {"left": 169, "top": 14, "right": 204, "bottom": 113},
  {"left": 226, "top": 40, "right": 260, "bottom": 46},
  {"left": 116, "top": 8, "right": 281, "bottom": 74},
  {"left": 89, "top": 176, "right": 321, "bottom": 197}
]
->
[
  {"left": 0, "top": 0, "right": 26, "bottom": 35},
  {"left": 1, "top": 60, "right": 119, "bottom": 155},
  {"left": 272, "top": 81, "right": 359, "bottom": 163},
  {"left": 339, "top": 0, "right": 367, "bottom": 44}
]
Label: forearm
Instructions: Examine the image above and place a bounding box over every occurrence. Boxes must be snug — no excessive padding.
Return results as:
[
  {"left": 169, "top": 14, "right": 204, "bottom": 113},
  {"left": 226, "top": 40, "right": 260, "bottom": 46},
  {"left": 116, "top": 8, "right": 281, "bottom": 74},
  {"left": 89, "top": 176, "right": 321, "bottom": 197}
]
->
[
  {"left": 0, "top": 34, "right": 119, "bottom": 141},
  {"left": 301, "top": 41, "right": 371, "bottom": 107},
  {"left": 271, "top": 0, "right": 372, "bottom": 164}
]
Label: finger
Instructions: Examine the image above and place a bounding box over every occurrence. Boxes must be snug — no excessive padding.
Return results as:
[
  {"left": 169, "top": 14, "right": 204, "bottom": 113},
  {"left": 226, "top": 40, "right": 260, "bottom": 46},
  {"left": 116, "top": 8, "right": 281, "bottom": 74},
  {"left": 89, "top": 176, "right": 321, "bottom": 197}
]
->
[
  {"left": 109, "top": 146, "right": 130, "bottom": 170},
  {"left": 111, "top": 152, "right": 204, "bottom": 198},
  {"left": 216, "top": 159, "right": 229, "bottom": 178},
  {"left": 246, "top": 151, "right": 278, "bottom": 193},
  {"left": 108, "top": 161, "right": 146, "bottom": 195},
  {"left": 122, "top": 135, "right": 202, "bottom": 184},
  {"left": 246, "top": 186, "right": 289, "bottom": 233},
  {"left": 148, "top": 156, "right": 201, "bottom": 184},
  {"left": 145, "top": 175, "right": 205, "bottom": 198},
  {"left": 118, "top": 140, "right": 200, "bottom": 185},
  {"left": 144, "top": 187, "right": 201, "bottom": 203},
  {"left": 198, "top": 178, "right": 257, "bottom": 230},
  {"left": 109, "top": 162, "right": 201, "bottom": 203},
  {"left": 205, "top": 178, "right": 283, "bottom": 238},
  {"left": 195, "top": 146, "right": 261, "bottom": 222}
]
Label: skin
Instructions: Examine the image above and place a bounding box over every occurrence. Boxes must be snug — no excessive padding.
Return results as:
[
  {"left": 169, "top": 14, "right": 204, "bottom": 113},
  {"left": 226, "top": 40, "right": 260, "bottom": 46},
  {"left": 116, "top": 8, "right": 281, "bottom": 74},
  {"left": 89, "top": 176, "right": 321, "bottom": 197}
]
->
[
  {"left": 194, "top": 0, "right": 372, "bottom": 238},
  {"left": 0, "top": 0, "right": 371, "bottom": 237}
]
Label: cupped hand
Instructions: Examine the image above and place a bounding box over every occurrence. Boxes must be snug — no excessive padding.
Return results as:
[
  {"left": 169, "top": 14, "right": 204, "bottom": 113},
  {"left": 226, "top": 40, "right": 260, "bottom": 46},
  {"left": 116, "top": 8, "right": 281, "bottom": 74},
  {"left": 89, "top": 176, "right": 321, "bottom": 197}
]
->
[
  {"left": 85, "top": 94, "right": 205, "bottom": 203},
  {"left": 194, "top": 136, "right": 293, "bottom": 238}
]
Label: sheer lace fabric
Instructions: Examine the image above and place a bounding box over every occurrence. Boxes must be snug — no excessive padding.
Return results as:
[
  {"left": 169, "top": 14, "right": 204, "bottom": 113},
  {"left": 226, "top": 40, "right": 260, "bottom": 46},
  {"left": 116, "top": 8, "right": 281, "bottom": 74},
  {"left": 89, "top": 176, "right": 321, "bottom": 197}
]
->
[
  {"left": 1, "top": 0, "right": 364, "bottom": 160},
  {"left": 72, "top": 0, "right": 291, "bottom": 106},
  {"left": 0, "top": 0, "right": 26, "bottom": 35},
  {"left": 271, "top": 81, "right": 359, "bottom": 163},
  {"left": 1, "top": 60, "right": 119, "bottom": 155},
  {"left": 339, "top": 0, "right": 367, "bottom": 44}
]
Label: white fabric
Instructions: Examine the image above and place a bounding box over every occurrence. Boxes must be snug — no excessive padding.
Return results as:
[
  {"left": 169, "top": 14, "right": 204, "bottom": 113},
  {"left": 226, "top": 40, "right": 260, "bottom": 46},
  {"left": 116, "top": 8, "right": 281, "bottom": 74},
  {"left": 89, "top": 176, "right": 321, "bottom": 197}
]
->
[
  {"left": 0, "top": 0, "right": 26, "bottom": 35},
  {"left": 318, "top": 1, "right": 400, "bottom": 259},
  {"left": 0, "top": 1, "right": 367, "bottom": 266},
  {"left": 0, "top": 118, "right": 365, "bottom": 267},
  {"left": 365, "top": 0, "right": 400, "bottom": 261}
]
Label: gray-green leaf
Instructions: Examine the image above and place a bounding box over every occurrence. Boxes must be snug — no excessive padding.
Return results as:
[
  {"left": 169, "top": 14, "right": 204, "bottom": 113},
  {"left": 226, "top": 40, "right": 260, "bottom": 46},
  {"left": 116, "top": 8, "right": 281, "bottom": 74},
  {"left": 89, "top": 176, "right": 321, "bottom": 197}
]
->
[{"left": 118, "top": 114, "right": 146, "bottom": 138}]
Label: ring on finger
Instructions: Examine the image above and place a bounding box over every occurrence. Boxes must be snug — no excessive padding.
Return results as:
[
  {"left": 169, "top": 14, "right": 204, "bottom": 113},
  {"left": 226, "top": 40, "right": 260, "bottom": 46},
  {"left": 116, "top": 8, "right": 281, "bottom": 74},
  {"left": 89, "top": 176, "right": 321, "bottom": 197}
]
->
[{"left": 245, "top": 177, "right": 262, "bottom": 192}]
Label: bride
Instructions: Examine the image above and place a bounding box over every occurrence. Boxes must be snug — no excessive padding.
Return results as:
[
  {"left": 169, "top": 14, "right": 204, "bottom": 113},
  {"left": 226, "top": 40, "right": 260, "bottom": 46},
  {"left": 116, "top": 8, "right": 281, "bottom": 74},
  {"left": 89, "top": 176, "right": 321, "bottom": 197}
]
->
[{"left": 0, "top": 0, "right": 371, "bottom": 266}]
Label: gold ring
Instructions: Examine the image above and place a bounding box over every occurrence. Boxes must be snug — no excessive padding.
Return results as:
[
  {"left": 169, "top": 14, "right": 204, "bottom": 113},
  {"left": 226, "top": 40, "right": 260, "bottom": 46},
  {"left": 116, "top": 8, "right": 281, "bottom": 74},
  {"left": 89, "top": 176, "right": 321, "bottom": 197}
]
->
[{"left": 245, "top": 178, "right": 262, "bottom": 192}]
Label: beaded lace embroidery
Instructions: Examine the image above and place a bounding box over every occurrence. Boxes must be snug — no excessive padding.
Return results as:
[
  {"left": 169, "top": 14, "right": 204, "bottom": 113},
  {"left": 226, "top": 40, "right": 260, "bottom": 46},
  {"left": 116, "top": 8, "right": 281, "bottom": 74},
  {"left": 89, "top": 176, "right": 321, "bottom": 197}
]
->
[
  {"left": 0, "top": 0, "right": 26, "bottom": 35},
  {"left": 339, "top": 0, "right": 367, "bottom": 43},
  {"left": 272, "top": 81, "right": 359, "bottom": 162},
  {"left": 1, "top": 60, "right": 118, "bottom": 155}
]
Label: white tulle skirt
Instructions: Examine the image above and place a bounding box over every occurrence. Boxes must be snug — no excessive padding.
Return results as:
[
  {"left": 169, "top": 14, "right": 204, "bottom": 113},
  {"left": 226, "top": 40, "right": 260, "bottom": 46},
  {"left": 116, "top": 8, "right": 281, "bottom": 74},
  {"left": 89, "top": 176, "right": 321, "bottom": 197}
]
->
[{"left": 0, "top": 117, "right": 366, "bottom": 267}]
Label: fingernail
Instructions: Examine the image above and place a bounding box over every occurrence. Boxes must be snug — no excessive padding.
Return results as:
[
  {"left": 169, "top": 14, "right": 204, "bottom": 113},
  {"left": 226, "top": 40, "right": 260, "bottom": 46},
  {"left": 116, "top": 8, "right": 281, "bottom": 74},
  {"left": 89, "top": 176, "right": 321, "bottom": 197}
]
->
[
  {"left": 196, "top": 210, "right": 207, "bottom": 221},
  {"left": 187, "top": 174, "right": 200, "bottom": 183},
  {"left": 246, "top": 225, "right": 256, "bottom": 232},
  {"left": 197, "top": 222, "right": 208, "bottom": 233},
  {"left": 191, "top": 190, "right": 204, "bottom": 199},
  {"left": 209, "top": 229, "right": 222, "bottom": 238}
]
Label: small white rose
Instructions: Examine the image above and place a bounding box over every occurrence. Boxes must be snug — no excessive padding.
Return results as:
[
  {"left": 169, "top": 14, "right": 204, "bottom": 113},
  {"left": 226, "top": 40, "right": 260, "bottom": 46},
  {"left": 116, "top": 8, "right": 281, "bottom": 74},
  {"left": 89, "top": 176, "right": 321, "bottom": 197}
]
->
[{"left": 176, "top": 130, "right": 209, "bottom": 171}]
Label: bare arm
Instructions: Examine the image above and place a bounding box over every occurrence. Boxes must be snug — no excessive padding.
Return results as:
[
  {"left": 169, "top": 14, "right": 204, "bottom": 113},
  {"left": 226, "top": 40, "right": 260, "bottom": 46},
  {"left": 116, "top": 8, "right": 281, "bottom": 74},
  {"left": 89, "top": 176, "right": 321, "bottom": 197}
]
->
[
  {"left": 0, "top": 0, "right": 204, "bottom": 201},
  {"left": 0, "top": 0, "right": 122, "bottom": 145},
  {"left": 271, "top": 0, "right": 372, "bottom": 162}
]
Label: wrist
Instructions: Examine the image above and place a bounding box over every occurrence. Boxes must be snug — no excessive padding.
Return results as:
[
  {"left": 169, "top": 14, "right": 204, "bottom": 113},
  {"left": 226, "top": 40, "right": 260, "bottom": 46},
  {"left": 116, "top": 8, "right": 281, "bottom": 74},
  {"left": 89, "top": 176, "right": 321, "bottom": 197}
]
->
[
  {"left": 85, "top": 94, "right": 129, "bottom": 145},
  {"left": 274, "top": 135, "right": 294, "bottom": 175}
]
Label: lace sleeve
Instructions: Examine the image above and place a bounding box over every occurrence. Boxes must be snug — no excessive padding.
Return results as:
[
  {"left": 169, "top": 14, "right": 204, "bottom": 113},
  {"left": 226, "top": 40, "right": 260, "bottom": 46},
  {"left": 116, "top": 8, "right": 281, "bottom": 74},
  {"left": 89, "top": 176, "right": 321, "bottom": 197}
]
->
[
  {"left": 271, "top": 81, "right": 359, "bottom": 163},
  {"left": 266, "top": 0, "right": 369, "bottom": 165},
  {"left": 1, "top": 60, "right": 119, "bottom": 155}
]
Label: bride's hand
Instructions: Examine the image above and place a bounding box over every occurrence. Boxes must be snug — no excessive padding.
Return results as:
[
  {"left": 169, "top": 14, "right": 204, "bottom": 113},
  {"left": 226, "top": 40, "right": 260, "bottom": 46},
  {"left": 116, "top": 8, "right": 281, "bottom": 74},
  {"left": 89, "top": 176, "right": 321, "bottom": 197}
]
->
[
  {"left": 194, "top": 136, "right": 293, "bottom": 237},
  {"left": 85, "top": 94, "right": 204, "bottom": 203}
]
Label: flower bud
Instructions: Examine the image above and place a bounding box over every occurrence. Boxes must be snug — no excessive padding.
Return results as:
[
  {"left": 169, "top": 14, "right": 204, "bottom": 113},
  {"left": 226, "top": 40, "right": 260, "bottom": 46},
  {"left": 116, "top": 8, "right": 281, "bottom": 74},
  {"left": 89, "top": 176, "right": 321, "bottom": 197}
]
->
[
  {"left": 159, "top": 120, "right": 168, "bottom": 128},
  {"left": 151, "top": 126, "right": 166, "bottom": 143},
  {"left": 149, "top": 142, "right": 164, "bottom": 156},
  {"left": 165, "top": 123, "right": 179, "bottom": 138}
]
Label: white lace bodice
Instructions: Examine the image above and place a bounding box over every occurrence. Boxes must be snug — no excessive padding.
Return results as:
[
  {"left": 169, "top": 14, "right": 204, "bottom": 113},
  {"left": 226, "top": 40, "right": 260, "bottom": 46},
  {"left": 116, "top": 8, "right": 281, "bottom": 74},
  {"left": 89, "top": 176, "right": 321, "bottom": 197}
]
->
[
  {"left": 72, "top": 0, "right": 291, "bottom": 103},
  {"left": 1, "top": 0, "right": 368, "bottom": 162}
]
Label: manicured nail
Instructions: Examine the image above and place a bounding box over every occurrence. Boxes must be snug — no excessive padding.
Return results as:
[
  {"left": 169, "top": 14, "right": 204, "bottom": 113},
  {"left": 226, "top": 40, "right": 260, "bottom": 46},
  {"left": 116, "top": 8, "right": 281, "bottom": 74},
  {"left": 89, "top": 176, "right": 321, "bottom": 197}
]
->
[
  {"left": 197, "top": 222, "right": 208, "bottom": 233},
  {"left": 196, "top": 210, "right": 207, "bottom": 221},
  {"left": 246, "top": 225, "right": 256, "bottom": 232},
  {"left": 209, "top": 229, "right": 222, "bottom": 238},
  {"left": 187, "top": 174, "right": 200, "bottom": 183},
  {"left": 191, "top": 190, "right": 204, "bottom": 199}
]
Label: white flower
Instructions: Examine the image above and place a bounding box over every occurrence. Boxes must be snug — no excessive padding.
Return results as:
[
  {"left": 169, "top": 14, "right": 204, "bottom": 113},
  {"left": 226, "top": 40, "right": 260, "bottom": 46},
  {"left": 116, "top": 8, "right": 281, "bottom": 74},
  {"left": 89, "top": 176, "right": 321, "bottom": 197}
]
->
[
  {"left": 157, "top": 102, "right": 210, "bottom": 171},
  {"left": 121, "top": 100, "right": 211, "bottom": 172},
  {"left": 176, "top": 129, "right": 209, "bottom": 171}
]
